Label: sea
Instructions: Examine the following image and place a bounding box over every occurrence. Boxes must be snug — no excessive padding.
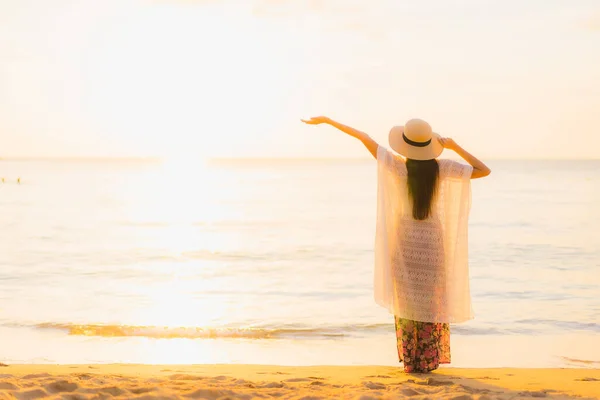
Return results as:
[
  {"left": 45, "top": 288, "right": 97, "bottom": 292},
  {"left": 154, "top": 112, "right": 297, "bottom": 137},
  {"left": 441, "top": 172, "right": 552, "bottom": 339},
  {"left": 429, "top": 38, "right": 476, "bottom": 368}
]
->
[{"left": 0, "top": 158, "right": 599, "bottom": 368}]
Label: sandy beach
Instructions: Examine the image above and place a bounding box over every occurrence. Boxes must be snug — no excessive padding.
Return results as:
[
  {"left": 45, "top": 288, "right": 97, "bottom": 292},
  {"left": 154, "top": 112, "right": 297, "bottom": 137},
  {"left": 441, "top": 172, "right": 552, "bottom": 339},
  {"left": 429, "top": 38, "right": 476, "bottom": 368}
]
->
[{"left": 0, "top": 364, "right": 598, "bottom": 400}]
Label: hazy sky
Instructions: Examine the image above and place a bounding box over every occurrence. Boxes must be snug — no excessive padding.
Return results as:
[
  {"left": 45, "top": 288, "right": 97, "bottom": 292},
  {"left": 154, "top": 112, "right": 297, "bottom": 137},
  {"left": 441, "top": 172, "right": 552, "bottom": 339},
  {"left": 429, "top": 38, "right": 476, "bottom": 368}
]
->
[{"left": 1, "top": 0, "right": 599, "bottom": 159}]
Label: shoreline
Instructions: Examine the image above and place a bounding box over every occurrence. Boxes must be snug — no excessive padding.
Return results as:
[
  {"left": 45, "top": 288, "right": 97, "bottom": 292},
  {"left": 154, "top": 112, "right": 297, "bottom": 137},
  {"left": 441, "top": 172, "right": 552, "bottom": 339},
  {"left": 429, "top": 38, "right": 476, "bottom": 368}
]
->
[
  {"left": 3, "top": 327, "right": 599, "bottom": 369},
  {"left": 1, "top": 364, "right": 599, "bottom": 399}
]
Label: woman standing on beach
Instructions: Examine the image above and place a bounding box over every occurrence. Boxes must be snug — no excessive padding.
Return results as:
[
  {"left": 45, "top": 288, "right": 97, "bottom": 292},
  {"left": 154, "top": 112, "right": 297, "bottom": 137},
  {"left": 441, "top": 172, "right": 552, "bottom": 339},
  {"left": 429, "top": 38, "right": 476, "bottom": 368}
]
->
[{"left": 302, "top": 116, "right": 491, "bottom": 373}]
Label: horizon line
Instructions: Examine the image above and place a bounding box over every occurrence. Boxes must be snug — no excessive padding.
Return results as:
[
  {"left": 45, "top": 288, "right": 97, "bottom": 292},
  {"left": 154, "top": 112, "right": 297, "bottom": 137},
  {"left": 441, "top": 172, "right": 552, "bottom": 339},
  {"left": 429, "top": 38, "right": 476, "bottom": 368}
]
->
[{"left": 1, "top": 156, "right": 599, "bottom": 162}]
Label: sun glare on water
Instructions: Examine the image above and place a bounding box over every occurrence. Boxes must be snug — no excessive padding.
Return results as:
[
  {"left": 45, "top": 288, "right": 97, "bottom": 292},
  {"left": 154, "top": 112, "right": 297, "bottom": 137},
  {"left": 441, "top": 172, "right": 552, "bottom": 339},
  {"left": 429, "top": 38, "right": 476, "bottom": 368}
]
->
[{"left": 111, "top": 150, "right": 243, "bottom": 332}]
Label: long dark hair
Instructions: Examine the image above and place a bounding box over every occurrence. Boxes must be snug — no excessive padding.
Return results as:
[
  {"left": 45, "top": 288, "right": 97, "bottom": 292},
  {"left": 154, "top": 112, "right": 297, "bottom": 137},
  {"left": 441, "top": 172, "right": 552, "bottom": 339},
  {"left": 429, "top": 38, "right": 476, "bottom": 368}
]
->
[{"left": 406, "top": 159, "right": 439, "bottom": 220}]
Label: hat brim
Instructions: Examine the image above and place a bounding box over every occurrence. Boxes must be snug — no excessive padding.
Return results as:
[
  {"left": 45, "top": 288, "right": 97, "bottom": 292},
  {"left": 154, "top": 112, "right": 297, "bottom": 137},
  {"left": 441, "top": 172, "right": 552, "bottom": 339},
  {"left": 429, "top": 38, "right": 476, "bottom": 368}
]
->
[{"left": 388, "top": 126, "right": 444, "bottom": 161}]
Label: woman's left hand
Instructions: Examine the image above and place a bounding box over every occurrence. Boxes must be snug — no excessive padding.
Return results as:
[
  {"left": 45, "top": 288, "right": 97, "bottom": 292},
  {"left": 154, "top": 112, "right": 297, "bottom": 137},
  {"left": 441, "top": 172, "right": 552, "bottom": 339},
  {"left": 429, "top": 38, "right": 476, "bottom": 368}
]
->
[{"left": 301, "top": 116, "right": 331, "bottom": 125}]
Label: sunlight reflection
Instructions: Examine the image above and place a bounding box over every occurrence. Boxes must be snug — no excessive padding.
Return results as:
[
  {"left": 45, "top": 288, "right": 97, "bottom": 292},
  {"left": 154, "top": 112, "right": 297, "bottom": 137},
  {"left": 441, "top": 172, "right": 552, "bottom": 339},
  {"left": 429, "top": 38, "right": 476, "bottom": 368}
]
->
[
  {"left": 135, "top": 278, "right": 230, "bottom": 328},
  {"left": 118, "top": 157, "right": 246, "bottom": 329}
]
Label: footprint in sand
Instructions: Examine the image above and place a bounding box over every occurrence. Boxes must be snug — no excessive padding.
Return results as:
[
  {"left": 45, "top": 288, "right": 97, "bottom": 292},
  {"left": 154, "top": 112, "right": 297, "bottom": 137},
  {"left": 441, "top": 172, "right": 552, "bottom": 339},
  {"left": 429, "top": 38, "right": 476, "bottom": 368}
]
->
[
  {"left": 0, "top": 382, "right": 19, "bottom": 390},
  {"left": 234, "top": 379, "right": 255, "bottom": 388},
  {"left": 400, "top": 387, "right": 423, "bottom": 397},
  {"left": 185, "top": 388, "right": 231, "bottom": 399},
  {"left": 96, "top": 386, "right": 126, "bottom": 396},
  {"left": 259, "top": 381, "right": 286, "bottom": 388},
  {"left": 14, "top": 388, "right": 48, "bottom": 399},
  {"left": 458, "top": 384, "right": 494, "bottom": 395},
  {"left": 258, "top": 371, "right": 290, "bottom": 375},
  {"left": 43, "top": 380, "right": 79, "bottom": 393},
  {"left": 210, "top": 375, "right": 230, "bottom": 382},
  {"left": 129, "top": 387, "right": 155, "bottom": 395},
  {"left": 168, "top": 374, "right": 206, "bottom": 381},
  {"left": 450, "top": 395, "right": 474, "bottom": 400},
  {"left": 363, "top": 381, "right": 387, "bottom": 390},
  {"left": 519, "top": 390, "right": 548, "bottom": 398},
  {"left": 416, "top": 377, "right": 454, "bottom": 386},
  {"left": 576, "top": 377, "right": 600, "bottom": 382},
  {"left": 22, "top": 373, "right": 52, "bottom": 379}
]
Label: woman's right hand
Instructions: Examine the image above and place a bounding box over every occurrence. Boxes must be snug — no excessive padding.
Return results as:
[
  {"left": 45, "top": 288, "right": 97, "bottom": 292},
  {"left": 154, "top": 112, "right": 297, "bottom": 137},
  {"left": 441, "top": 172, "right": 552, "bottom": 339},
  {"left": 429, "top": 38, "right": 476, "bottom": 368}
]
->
[
  {"left": 301, "top": 116, "right": 331, "bottom": 125},
  {"left": 438, "top": 137, "right": 458, "bottom": 151},
  {"left": 439, "top": 137, "right": 491, "bottom": 178}
]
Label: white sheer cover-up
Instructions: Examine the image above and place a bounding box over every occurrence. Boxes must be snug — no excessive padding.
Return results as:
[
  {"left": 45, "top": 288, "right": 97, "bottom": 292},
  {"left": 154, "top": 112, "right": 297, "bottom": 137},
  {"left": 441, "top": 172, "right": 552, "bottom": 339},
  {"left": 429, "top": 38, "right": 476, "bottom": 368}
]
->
[{"left": 374, "top": 146, "right": 474, "bottom": 323}]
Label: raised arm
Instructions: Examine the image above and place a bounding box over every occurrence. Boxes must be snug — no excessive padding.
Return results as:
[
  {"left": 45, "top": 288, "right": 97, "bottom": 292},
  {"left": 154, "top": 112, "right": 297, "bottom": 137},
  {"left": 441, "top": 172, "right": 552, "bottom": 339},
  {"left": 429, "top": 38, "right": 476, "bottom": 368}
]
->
[
  {"left": 439, "top": 138, "right": 491, "bottom": 179},
  {"left": 301, "top": 116, "right": 379, "bottom": 159}
]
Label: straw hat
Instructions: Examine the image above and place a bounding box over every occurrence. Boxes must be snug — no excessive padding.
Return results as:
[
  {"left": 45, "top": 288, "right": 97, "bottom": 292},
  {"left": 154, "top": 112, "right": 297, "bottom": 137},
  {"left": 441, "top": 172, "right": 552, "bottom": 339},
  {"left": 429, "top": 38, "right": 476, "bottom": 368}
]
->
[{"left": 389, "top": 118, "right": 443, "bottom": 160}]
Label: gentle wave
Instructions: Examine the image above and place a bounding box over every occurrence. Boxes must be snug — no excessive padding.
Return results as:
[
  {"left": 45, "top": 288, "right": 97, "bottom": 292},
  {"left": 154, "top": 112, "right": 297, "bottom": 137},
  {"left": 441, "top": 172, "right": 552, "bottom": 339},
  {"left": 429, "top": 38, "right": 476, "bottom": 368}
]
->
[
  {"left": 514, "top": 319, "right": 600, "bottom": 332},
  {"left": 5, "top": 318, "right": 598, "bottom": 340},
  {"left": 30, "top": 323, "right": 388, "bottom": 339}
]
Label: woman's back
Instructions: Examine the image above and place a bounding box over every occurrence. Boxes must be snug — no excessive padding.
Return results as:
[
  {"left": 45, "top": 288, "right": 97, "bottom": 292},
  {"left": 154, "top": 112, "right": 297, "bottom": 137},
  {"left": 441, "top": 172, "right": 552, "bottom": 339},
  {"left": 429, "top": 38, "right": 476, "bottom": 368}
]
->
[{"left": 376, "top": 150, "right": 474, "bottom": 323}]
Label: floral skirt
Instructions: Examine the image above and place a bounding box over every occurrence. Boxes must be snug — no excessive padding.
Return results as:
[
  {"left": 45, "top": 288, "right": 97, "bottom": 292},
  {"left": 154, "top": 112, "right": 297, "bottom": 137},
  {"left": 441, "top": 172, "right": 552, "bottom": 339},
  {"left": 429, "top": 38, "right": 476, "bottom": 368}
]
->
[{"left": 394, "top": 317, "right": 451, "bottom": 373}]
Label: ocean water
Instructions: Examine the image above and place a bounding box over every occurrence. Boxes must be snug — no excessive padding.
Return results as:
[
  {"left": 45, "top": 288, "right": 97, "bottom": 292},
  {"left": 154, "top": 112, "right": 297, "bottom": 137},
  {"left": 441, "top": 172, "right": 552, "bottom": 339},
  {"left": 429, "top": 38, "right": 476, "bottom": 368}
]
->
[{"left": 0, "top": 158, "right": 599, "bottom": 367}]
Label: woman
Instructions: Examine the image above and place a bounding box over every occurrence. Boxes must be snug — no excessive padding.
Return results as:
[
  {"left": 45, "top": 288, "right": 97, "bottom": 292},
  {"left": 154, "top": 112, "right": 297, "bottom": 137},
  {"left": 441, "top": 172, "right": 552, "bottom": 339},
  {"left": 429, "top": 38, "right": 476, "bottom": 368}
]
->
[{"left": 302, "top": 116, "right": 491, "bottom": 373}]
